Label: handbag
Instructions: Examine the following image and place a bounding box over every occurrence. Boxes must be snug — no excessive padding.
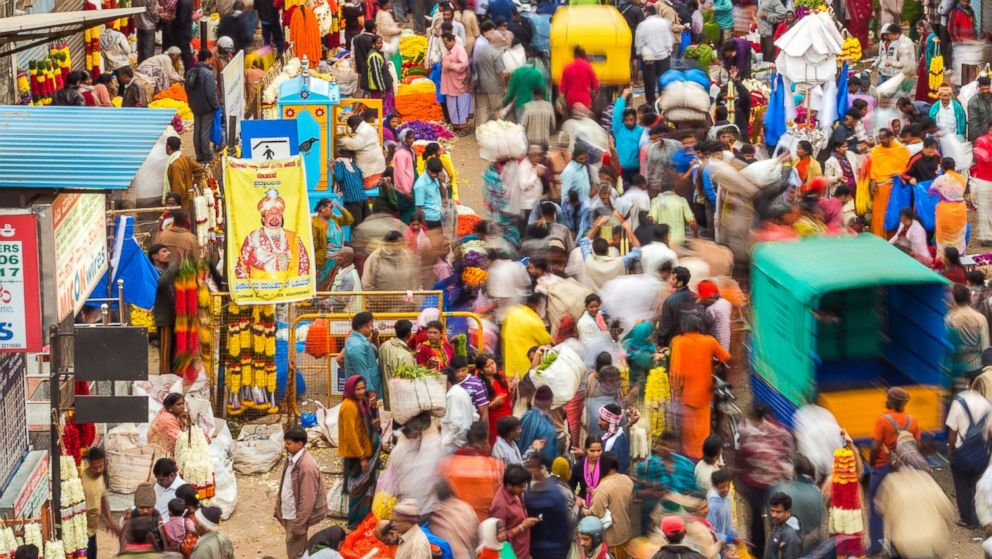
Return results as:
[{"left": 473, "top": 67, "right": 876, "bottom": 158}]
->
[{"left": 210, "top": 108, "right": 224, "bottom": 147}]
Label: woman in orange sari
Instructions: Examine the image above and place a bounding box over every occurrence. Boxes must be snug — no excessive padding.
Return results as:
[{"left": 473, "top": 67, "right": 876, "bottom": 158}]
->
[
  {"left": 869, "top": 128, "right": 911, "bottom": 237},
  {"left": 147, "top": 393, "right": 188, "bottom": 458},
  {"left": 792, "top": 141, "right": 823, "bottom": 191},
  {"left": 930, "top": 157, "right": 968, "bottom": 255}
]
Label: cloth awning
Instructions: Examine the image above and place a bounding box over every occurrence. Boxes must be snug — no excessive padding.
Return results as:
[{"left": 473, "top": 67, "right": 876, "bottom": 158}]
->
[
  {"left": 0, "top": 105, "right": 177, "bottom": 190},
  {"left": 0, "top": 7, "right": 145, "bottom": 58}
]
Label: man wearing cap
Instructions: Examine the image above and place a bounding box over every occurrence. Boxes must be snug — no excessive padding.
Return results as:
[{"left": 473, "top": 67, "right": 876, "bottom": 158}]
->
[
  {"left": 392, "top": 499, "right": 433, "bottom": 559},
  {"left": 866, "top": 386, "right": 919, "bottom": 556},
  {"left": 190, "top": 507, "right": 234, "bottom": 559},
  {"left": 874, "top": 24, "right": 915, "bottom": 88},
  {"left": 697, "top": 280, "right": 731, "bottom": 352},
  {"left": 118, "top": 483, "right": 165, "bottom": 552},
  {"left": 654, "top": 516, "right": 706, "bottom": 559}
]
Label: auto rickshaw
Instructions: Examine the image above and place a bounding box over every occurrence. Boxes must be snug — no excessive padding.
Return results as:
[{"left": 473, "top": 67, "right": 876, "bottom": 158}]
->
[
  {"left": 549, "top": 5, "right": 631, "bottom": 110},
  {"left": 749, "top": 235, "right": 949, "bottom": 441}
]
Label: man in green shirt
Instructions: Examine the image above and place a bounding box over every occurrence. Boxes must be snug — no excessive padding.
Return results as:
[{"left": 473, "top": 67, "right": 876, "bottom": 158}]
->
[{"left": 502, "top": 62, "right": 547, "bottom": 121}]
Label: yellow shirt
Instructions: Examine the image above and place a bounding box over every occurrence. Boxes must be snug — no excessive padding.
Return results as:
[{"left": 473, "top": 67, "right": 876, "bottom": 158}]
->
[
  {"left": 501, "top": 304, "right": 551, "bottom": 378},
  {"left": 81, "top": 466, "right": 106, "bottom": 536}
]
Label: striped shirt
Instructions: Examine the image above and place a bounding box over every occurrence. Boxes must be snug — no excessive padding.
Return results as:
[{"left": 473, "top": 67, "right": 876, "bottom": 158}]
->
[
  {"left": 648, "top": 191, "right": 695, "bottom": 245},
  {"left": 704, "top": 297, "right": 732, "bottom": 351},
  {"left": 333, "top": 160, "right": 367, "bottom": 203},
  {"left": 460, "top": 374, "right": 490, "bottom": 408}
]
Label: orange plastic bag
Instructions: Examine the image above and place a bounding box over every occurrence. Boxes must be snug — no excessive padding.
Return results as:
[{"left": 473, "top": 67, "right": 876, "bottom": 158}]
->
[
  {"left": 305, "top": 319, "right": 334, "bottom": 358},
  {"left": 340, "top": 513, "right": 396, "bottom": 559}
]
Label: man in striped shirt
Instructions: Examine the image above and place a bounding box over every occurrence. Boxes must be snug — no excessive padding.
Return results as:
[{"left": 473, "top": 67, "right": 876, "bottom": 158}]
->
[
  {"left": 697, "top": 279, "right": 731, "bottom": 352},
  {"left": 451, "top": 355, "right": 490, "bottom": 429},
  {"left": 332, "top": 148, "right": 370, "bottom": 225}
]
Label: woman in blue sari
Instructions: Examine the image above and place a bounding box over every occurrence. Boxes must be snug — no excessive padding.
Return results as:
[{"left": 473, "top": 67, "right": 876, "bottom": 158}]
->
[
  {"left": 623, "top": 322, "right": 658, "bottom": 392},
  {"left": 311, "top": 198, "right": 354, "bottom": 291}
]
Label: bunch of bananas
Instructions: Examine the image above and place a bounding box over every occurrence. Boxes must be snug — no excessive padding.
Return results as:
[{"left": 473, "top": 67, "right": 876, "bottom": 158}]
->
[{"left": 928, "top": 55, "right": 945, "bottom": 98}]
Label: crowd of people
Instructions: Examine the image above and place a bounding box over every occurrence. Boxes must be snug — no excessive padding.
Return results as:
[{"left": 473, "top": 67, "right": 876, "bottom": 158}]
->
[{"left": 31, "top": 0, "right": 992, "bottom": 555}]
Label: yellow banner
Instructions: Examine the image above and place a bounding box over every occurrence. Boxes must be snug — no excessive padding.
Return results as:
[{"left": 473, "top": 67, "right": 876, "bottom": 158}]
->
[{"left": 224, "top": 156, "right": 315, "bottom": 304}]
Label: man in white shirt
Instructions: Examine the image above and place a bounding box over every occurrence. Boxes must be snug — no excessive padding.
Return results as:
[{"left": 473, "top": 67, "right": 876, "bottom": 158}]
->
[
  {"left": 635, "top": 6, "right": 674, "bottom": 106},
  {"left": 442, "top": 368, "right": 479, "bottom": 453},
  {"left": 639, "top": 224, "right": 679, "bottom": 277},
  {"left": 946, "top": 384, "right": 992, "bottom": 528},
  {"left": 152, "top": 458, "right": 186, "bottom": 519}
]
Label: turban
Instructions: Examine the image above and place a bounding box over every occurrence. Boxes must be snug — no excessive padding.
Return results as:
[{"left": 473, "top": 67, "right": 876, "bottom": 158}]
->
[
  {"left": 392, "top": 498, "right": 420, "bottom": 523},
  {"left": 258, "top": 188, "right": 286, "bottom": 213}
]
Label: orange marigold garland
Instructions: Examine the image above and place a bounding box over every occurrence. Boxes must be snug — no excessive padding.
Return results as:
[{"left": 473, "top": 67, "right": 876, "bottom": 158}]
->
[{"left": 828, "top": 447, "right": 865, "bottom": 557}]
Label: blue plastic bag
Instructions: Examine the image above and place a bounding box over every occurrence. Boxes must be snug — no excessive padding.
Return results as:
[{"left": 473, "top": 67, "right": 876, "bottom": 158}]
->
[
  {"left": 210, "top": 109, "right": 224, "bottom": 147},
  {"left": 680, "top": 30, "right": 692, "bottom": 52},
  {"left": 913, "top": 180, "right": 938, "bottom": 231},
  {"left": 884, "top": 177, "right": 913, "bottom": 232},
  {"left": 429, "top": 64, "right": 445, "bottom": 104},
  {"left": 683, "top": 67, "right": 710, "bottom": 90},
  {"left": 659, "top": 69, "right": 685, "bottom": 91}
]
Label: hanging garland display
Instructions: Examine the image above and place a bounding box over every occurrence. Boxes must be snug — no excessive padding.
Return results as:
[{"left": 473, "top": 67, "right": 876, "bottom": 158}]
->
[
  {"left": 224, "top": 304, "right": 277, "bottom": 415},
  {"left": 58, "top": 455, "right": 88, "bottom": 557},
  {"left": 173, "top": 255, "right": 201, "bottom": 384}
]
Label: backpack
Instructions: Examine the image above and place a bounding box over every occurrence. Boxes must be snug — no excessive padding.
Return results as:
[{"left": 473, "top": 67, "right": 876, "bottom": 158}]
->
[{"left": 951, "top": 396, "right": 992, "bottom": 473}]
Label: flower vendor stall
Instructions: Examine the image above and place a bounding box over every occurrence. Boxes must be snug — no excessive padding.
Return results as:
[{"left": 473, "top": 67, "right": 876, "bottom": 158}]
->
[
  {"left": 395, "top": 79, "right": 443, "bottom": 122},
  {"left": 223, "top": 304, "right": 279, "bottom": 416}
]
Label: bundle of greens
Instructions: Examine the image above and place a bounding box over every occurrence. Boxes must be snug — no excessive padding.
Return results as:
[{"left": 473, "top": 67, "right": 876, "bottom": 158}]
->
[
  {"left": 394, "top": 365, "right": 441, "bottom": 380},
  {"left": 536, "top": 349, "right": 558, "bottom": 373}
]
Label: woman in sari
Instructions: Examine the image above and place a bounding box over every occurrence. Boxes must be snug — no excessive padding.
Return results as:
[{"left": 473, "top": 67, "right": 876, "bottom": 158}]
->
[
  {"left": 914, "top": 20, "right": 940, "bottom": 102},
  {"left": 890, "top": 208, "right": 933, "bottom": 266},
  {"left": 415, "top": 320, "right": 455, "bottom": 370},
  {"left": 311, "top": 198, "right": 355, "bottom": 291},
  {"left": 567, "top": 435, "right": 604, "bottom": 507},
  {"left": 622, "top": 322, "right": 658, "bottom": 393},
  {"left": 772, "top": 10, "right": 796, "bottom": 57},
  {"left": 147, "top": 393, "right": 188, "bottom": 458},
  {"left": 930, "top": 157, "right": 968, "bottom": 254},
  {"left": 338, "top": 375, "right": 382, "bottom": 529},
  {"left": 477, "top": 354, "right": 514, "bottom": 444},
  {"left": 577, "top": 294, "right": 608, "bottom": 342},
  {"left": 792, "top": 141, "right": 823, "bottom": 190},
  {"left": 408, "top": 308, "right": 442, "bottom": 349}
]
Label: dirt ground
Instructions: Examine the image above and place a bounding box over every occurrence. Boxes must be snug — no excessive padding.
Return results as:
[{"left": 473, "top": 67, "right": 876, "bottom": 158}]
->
[{"left": 112, "top": 104, "right": 991, "bottom": 559}]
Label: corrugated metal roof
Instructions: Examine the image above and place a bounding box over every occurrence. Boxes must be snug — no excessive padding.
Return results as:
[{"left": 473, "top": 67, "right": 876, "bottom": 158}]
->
[{"left": 0, "top": 105, "right": 176, "bottom": 190}]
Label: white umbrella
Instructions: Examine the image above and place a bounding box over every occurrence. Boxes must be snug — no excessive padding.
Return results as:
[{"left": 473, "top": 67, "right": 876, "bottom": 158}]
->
[{"left": 774, "top": 11, "right": 844, "bottom": 84}]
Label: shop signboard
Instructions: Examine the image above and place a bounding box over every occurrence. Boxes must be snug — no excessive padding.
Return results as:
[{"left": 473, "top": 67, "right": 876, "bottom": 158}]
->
[
  {"left": 12, "top": 451, "right": 48, "bottom": 518},
  {"left": 0, "top": 353, "right": 28, "bottom": 491},
  {"left": 52, "top": 193, "right": 108, "bottom": 322},
  {"left": 222, "top": 50, "right": 246, "bottom": 146},
  {"left": 0, "top": 212, "right": 42, "bottom": 352}
]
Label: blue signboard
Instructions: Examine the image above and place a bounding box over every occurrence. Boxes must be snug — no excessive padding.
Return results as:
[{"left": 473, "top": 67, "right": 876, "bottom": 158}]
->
[{"left": 240, "top": 120, "right": 299, "bottom": 161}]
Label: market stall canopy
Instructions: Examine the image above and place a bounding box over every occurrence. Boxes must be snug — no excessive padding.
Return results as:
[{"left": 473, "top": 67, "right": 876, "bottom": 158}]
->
[
  {"left": 773, "top": 11, "right": 843, "bottom": 84},
  {"left": 0, "top": 105, "right": 177, "bottom": 190},
  {"left": 0, "top": 7, "right": 146, "bottom": 58}
]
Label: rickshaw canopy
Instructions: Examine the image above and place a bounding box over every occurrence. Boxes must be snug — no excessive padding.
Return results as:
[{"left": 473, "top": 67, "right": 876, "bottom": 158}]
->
[{"left": 750, "top": 235, "right": 949, "bottom": 408}]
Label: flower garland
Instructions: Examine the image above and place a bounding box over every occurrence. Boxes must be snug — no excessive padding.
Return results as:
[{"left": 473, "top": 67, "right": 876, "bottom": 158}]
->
[
  {"left": 644, "top": 366, "right": 672, "bottom": 439},
  {"left": 59, "top": 455, "right": 88, "bottom": 557},
  {"left": 461, "top": 267, "right": 487, "bottom": 287},
  {"left": 828, "top": 448, "right": 864, "bottom": 557},
  {"left": 43, "top": 540, "right": 65, "bottom": 559},
  {"left": 23, "top": 524, "right": 42, "bottom": 551},
  {"left": 176, "top": 425, "right": 216, "bottom": 504},
  {"left": 173, "top": 255, "right": 200, "bottom": 383},
  {"left": 224, "top": 304, "right": 277, "bottom": 415},
  {"left": 0, "top": 526, "right": 17, "bottom": 557}
]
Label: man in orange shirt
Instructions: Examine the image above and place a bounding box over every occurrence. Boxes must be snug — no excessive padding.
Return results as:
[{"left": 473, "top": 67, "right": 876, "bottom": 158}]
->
[
  {"left": 866, "top": 387, "right": 919, "bottom": 556},
  {"left": 669, "top": 314, "right": 731, "bottom": 460}
]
